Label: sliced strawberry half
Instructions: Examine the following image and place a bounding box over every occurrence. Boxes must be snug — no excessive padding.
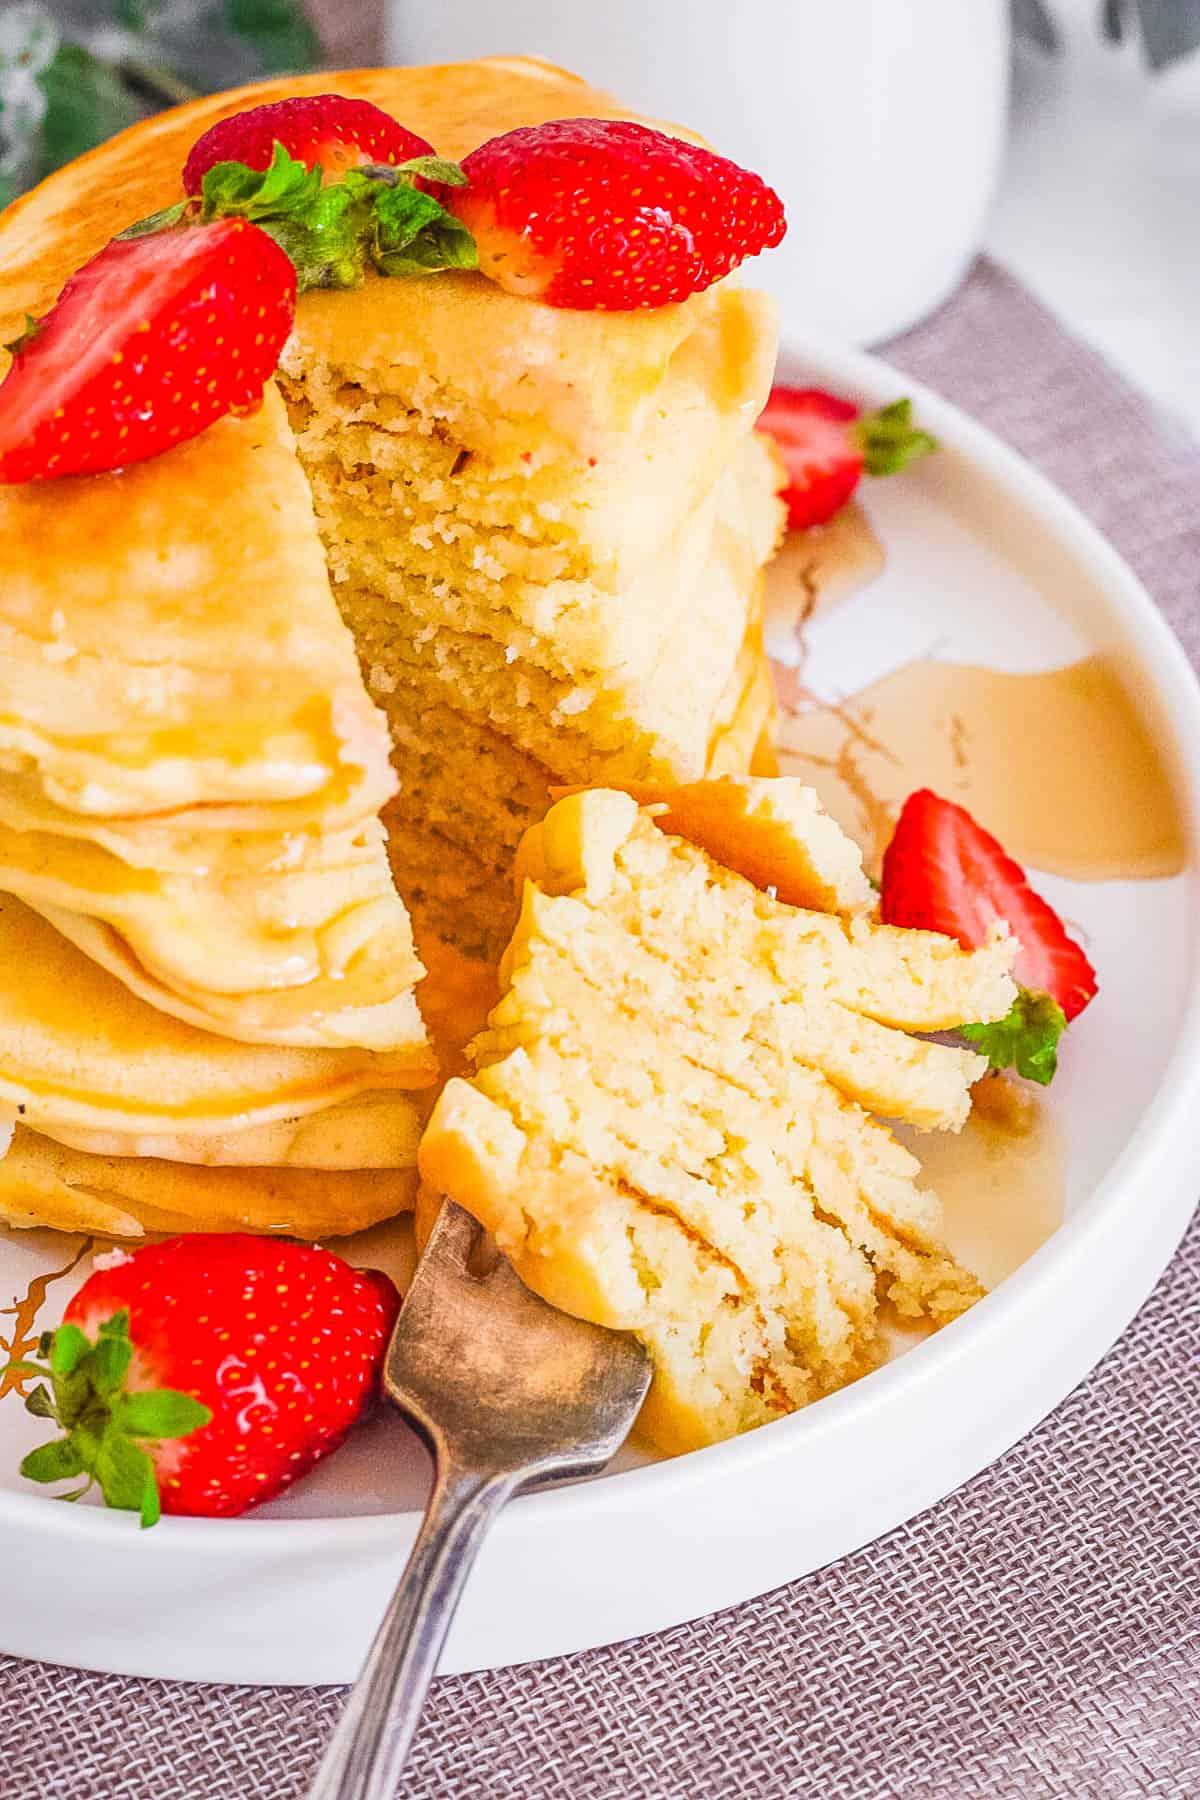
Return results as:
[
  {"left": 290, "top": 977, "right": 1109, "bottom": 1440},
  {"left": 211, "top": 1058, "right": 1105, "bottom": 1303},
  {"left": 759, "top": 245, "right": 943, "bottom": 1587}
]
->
[
  {"left": 449, "top": 117, "right": 786, "bottom": 310},
  {"left": 0, "top": 217, "right": 295, "bottom": 483},
  {"left": 880, "top": 789, "right": 1098, "bottom": 1022},
  {"left": 757, "top": 385, "right": 937, "bottom": 530},
  {"left": 183, "top": 94, "right": 435, "bottom": 190}
]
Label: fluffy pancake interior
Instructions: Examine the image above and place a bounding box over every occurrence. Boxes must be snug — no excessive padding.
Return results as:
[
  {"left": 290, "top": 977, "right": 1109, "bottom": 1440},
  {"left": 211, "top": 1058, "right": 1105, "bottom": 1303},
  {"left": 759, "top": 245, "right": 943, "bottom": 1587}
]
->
[{"left": 277, "top": 278, "right": 782, "bottom": 956}]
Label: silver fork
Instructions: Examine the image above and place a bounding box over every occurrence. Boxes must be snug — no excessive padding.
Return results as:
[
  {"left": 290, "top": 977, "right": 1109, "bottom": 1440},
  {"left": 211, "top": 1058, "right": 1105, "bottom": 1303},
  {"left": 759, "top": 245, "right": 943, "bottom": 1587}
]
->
[{"left": 306, "top": 1197, "right": 652, "bottom": 1800}]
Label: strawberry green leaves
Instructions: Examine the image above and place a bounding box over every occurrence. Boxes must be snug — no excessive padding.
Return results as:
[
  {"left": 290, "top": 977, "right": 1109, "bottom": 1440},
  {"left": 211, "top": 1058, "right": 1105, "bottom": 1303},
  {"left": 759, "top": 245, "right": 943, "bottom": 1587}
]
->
[
  {"left": 198, "top": 143, "right": 475, "bottom": 293},
  {"left": 3, "top": 1310, "right": 211, "bottom": 1529},
  {"left": 92, "top": 1431, "right": 161, "bottom": 1529},
  {"left": 855, "top": 398, "right": 938, "bottom": 478},
  {"left": 202, "top": 149, "right": 369, "bottom": 290},
  {"left": 961, "top": 988, "right": 1068, "bottom": 1086},
  {"left": 116, "top": 201, "right": 189, "bottom": 240},
  {"left": 20, "top": 1438, "right": 86, "bottom": 1485},
  {"left": 372, "top": 176, "right": 476, "bottom": 278},
  {"left": 200, "top": 140, "right": 323, "bottom": 222},
  {"left": 113, "top": 143, "right": 476, "bottom": 295},
  {"left": 117, "top": 1389, "right": 213, "bottom": 1436}
]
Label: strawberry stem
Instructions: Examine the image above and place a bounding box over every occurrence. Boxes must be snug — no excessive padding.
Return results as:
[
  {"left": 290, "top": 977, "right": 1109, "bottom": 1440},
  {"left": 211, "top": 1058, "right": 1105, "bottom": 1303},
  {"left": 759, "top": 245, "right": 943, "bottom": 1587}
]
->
[
  {"left": 116, "top": 201, "right": 190, "bottom": 242},
  {"left": 854, "top": 398, "right": 938, "bottom": 478},
  {"left": 961, "top": 987, "right": 1067, "bottom": 1085},
  {"left": 3, "top": 1310, "right": 212, "bottom": 1530},
  {"left": 3, "top": 313, "right": 42, "bottom": 357}
]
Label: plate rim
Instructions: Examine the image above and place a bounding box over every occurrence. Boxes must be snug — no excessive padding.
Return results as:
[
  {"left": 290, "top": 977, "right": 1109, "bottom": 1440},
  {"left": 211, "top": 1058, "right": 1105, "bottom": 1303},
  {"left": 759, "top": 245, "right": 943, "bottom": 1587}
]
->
[{"left": 3, "top": 327, "right": 1199, "bottom": 1623}]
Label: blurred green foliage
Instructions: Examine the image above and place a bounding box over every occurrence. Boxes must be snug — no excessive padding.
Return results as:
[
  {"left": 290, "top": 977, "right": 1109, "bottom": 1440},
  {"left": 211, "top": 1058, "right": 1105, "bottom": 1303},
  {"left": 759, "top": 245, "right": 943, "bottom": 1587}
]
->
[
  {"left": 0, "top": 1, "right": 323, "bottom": 210},
  {"left": 225, "top": 0, "right": 321, "bottom": 75},
  {"left": 1015, "top": 0, "right": 1200, "bottom": 68},
  {"left": 38, "top": 41, "right": 143, "bottom": 175}
]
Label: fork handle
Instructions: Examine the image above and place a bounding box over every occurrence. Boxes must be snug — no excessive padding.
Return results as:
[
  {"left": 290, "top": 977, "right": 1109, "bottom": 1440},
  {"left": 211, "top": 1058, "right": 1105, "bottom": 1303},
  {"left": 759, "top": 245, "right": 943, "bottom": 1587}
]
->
[{"left": 306, "top": 1461, "right": 518, "bottom": 1800}]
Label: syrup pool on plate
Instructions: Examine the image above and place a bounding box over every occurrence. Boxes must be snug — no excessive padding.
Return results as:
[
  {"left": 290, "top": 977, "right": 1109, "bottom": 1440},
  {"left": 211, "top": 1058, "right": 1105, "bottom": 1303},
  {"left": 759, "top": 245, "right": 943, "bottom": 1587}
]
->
[
  {"left": 774, "top": 654, "right": 1185, "bottom": 882},
  {"left": 882, "top": 1083, "right": 1067, "bottom": 1359},
  {"left": 902, "top": 1079, "right": 1066, "bottom": 1291},
  {"left": 765, "top": 534, "right": 1186, "bottom": 1326}
]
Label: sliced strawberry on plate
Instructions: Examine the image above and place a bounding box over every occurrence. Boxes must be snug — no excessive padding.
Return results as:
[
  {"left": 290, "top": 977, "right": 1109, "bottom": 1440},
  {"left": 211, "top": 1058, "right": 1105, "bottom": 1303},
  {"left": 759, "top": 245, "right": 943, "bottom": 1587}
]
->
[
  {"left": 881, "top": 788, "right": 1098, "bottom": 1019},
  {"left": 183, "top": 94, "right": 435, "bottom": 190},
  {"left": 448, "top": 117, "right": 786, "bottom": 309},
  {"left": 880, "top": 788, "right": 1098, "bottom": 1084},
  {"left": 756, "top": 385, "right": 937, "bottom": 530},
  {"left": 6, "top": 1234, "right": 399, "bottom": 1524},
  {"left": 0, "top": 217, "right": 295, "bottom": 483}
]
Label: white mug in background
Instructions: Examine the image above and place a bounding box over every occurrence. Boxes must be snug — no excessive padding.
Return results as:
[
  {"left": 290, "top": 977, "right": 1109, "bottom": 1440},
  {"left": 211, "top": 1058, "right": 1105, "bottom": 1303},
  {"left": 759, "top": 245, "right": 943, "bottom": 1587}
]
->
[{"left": 386, "top": 1, "right": 1010, "bottom": 345}]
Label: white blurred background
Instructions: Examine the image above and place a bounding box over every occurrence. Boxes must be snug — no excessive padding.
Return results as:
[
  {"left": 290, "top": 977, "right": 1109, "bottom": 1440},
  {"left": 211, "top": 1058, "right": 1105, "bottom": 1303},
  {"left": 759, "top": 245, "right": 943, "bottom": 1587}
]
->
[{"left": 996, "top": 0, "right": 1200, "bottom": 429}]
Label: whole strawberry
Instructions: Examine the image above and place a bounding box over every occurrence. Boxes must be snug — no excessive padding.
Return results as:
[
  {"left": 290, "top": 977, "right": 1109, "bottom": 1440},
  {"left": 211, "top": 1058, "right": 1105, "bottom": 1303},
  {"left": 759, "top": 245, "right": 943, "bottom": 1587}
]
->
[
  {"left": 183, "top": 94, "right": 436, "bottom": 191},
  {"left": 449, "top": 117, "right": 786, "bottom": 309},
  {"left": 756, "top": 386, "right": 937, "bottom": 530},
  {"left": 8, "top": 1235, "right": 399, "bottom": 1524},
  {"left": 0, "top": 218, "right": 295, "bottom": 483}
]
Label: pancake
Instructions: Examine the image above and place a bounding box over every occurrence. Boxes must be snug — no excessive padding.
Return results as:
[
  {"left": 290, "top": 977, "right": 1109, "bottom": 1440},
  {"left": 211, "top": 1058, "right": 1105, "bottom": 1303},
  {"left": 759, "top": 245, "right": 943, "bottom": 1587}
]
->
[
  {"left": 0, "top": 810, "right": 420, "bottom": 1007},
  {"left": 0, "top": 896, "right": 428, "bottom": 1140},
  {"left": 32, "top": 907, "right": 430, "bottom": 1055},
  {"left": 0, "top": 388, "right": 393, "bottom": 826},
  {"left": 35, "top": 1091, "right": 424, "bottom": 1170},
  {"left": 0, "top": 1125, "right": 417, "bottom": 1240}
]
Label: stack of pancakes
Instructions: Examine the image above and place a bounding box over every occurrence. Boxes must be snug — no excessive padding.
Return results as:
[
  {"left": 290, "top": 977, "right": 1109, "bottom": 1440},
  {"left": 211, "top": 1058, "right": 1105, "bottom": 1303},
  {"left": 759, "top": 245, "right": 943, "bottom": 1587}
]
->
[{"left": 0, "top": 59, "right": 782, "bottom": 1240}]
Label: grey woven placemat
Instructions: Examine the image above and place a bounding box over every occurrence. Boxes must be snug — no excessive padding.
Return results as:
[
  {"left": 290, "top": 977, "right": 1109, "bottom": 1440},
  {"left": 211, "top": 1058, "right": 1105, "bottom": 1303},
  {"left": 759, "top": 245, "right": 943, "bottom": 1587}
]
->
[{"left": 2, "top": 258, "right": 1198, "bottom": 1800}]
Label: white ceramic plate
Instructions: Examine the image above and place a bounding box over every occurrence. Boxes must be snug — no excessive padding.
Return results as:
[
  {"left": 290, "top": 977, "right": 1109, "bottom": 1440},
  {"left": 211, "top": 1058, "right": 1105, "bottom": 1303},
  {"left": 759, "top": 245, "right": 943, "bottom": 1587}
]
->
[{"left": 2, "top": 326, "right": 1199, "bottom": 1686}]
